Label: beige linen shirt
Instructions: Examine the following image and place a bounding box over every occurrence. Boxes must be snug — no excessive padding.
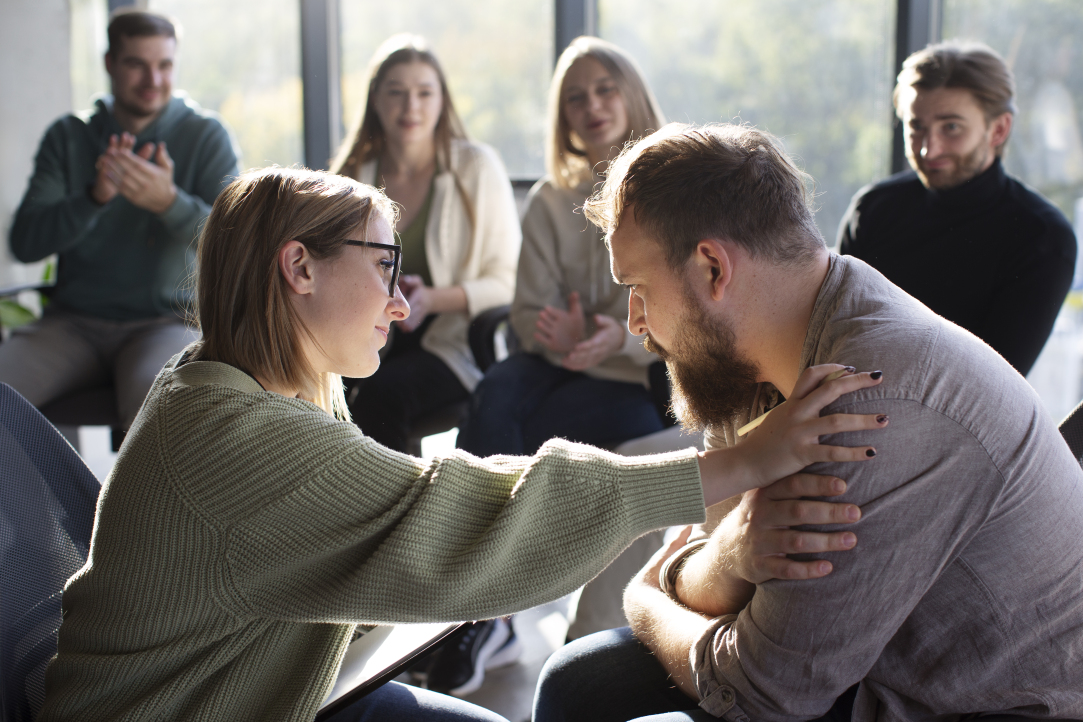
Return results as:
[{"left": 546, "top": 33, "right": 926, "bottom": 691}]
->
[{"left": 691, "top": 254, "right": 1083, "bottom": 722}]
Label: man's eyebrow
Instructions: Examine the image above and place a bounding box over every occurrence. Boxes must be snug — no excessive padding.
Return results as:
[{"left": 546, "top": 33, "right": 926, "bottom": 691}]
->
[{"left": 933, "top": 113, "right": 968, "bottom": 121}]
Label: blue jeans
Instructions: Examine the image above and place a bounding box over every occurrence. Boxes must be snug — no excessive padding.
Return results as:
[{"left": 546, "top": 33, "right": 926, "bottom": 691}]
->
[
  {"left": 534, "top": 627, "right": 860, "bottom": 722},
  {"left": 533, "top": 627, "right": 712, "bottom": 722},
  {"left": 322, "top": 680, "right": 508, "bottom": 722},
  {"left": 458, "top": 354, "right": 664, "bottom": 456}
]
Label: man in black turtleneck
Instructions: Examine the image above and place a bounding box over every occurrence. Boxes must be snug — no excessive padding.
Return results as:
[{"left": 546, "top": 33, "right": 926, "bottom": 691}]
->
[{"left": 839, "top": 41, "right": 1076, "bottom": 377}]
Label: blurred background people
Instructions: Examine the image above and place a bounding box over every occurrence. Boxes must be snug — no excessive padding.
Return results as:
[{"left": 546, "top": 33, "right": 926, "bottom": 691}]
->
[
  {"left": 459, "top": 36, "right": 668, "bottom": 458},
  {"left": 331, "top": 34, "right": 521, "bottom": 454},
  {"left": 839, "top": 41, "right": 1077, "bottom": 376},
  {"left": 443, "top": 37, "right": 672, "bottom": 693},
  {"left": 1, "top": 8, "right": 239, "bottom": 429}
]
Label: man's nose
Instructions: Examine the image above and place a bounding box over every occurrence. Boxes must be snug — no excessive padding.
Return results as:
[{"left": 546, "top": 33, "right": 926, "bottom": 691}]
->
[
  {"left": 627, "top": 292, "right": 647, "bottom": 336},
  {"left": 921, "top": 132, "right": 942, "bottom": 159}
]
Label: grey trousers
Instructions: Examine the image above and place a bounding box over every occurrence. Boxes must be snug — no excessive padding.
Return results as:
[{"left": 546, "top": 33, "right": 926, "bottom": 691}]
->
[{"left": 0, "top": 307, "right": 196, "bottom": 429}]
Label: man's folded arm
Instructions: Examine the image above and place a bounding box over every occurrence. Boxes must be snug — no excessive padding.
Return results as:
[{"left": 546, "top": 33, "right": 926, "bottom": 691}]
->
[{"left": 689, "top": 401, "right": 1000, "bottom": 722}]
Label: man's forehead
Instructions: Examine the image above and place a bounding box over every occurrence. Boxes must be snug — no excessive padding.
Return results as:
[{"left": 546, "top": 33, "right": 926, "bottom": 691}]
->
[
  {"left": 115, "top": 34, "right": 176, "bottom": 60},
  {"left": 904, "top": 86, "right": 984, "bottom": 119}
]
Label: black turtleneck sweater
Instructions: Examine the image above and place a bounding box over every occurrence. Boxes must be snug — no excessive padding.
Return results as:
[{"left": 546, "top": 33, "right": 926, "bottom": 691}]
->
[{"left": 838, "top": 159, "right": 1077, "bottom": 376}]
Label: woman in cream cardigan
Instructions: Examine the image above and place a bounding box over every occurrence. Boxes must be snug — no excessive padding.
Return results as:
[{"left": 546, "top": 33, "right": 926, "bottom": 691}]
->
[
  {"left": 331, "top": 34, "right": 520, "bottom": 453},
  {"left": 460, "top": 37, "right": 667, "bottom": 457}
]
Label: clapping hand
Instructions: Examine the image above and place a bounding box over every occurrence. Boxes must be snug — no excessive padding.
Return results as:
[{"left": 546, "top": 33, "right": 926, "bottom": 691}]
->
[
  {"left": 534, "top": 291, "right": 586, "bottom": 354},
  {"left": 396, "top": 275, "right": 429, "bottom": 332},
  {"left": 92, "top": 132, "right": 178, "bottom": 214},
  {"left": 561, "top": 313, "right": 624, "bottom": 371}
]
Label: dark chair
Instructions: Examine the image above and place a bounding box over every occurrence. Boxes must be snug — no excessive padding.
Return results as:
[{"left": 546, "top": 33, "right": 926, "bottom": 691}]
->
[
  {"left": 0, "top": 283, "right": 124, "bottom": 453},
  {"left": 0, "top": 383, "right": 100, "bottom": 722},
  {"left": 1059, "top": 400, "right": 1083, "bottom": 465},
  {"left": 404, "top": 305, "right": 516, "bottom": 456}
]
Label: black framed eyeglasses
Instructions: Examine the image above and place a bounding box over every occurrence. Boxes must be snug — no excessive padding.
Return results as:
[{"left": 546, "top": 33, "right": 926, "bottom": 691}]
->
[{"left": 345, "top": 240, "right": 402, "bottom": 297}]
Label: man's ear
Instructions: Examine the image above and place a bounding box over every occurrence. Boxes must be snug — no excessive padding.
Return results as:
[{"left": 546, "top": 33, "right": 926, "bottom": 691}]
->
[
  {"left": 278, "top": 240, "right": 316, "bottom": 296},
  {"left": 989, "top": 111, "right": 1013, "bottom": 151},
  {"left": 692, "top": 239, "right": 735, "bottom": 302},
  {"left": 104, "top": 52, "right": 115, "bottom": 77}
]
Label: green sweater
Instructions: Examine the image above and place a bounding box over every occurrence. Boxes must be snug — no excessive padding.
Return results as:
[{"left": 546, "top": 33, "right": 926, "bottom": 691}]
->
[
  {"left": 10, "top": 94, "right": 239, "bottom": 320},
  {"left": 39, "top": 357, "right": 704, "bottom": 721}
]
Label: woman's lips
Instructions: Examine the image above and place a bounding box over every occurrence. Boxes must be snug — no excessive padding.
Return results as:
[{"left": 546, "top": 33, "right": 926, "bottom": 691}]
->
[{"left": 375, "top": 326, "right": 389, "bottom": 342}]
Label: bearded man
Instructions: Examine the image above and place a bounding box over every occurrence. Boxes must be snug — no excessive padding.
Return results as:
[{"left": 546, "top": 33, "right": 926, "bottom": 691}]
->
[
  {"left": 3, "top": 9, "right": 239, "bottom": 431},
  {"left": 839, "top": 41, "right": 1076, "bottom": 377},
  {"left": 531, "top": 122, "right": 1083, "bottom": 722}
]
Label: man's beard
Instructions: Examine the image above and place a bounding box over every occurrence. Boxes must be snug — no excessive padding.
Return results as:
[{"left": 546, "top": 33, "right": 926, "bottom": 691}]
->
[
  {"left": 912, "top": 141, "right": 991, "bottom": 190},
  {"left": 644, "top": 293, "right": 760, "bottom": 433}
]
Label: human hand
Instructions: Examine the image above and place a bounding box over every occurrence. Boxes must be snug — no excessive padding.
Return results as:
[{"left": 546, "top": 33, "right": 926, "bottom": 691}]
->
[
  {"left": 112, "top": 139, "right": 178, "bottom": 214},
  {"left": 675, "top": 473, "right": 860, "bottom": 617},
  {"left": 90, "top": 133, "right": 136, "bottom": 205},
  {"left": 396, "top": 275, "right": 429, "bottom": 332},
  {"left": 732, "top": 365, "right": 887, "bottom": 490},
  {"left": 533, "top": 291, "right": 586, "bottom": 354},
  {"left": 562, "top": 314, "right": 625, "bottom": 370}
]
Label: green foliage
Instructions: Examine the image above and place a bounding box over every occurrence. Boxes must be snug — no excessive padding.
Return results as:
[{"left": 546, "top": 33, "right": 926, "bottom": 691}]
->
[
  {"left": 599, "top": 0, "right": 895, "bottom": 244},
  {"left": 0, "top": 300, "right": 36, "bottom": 331}
]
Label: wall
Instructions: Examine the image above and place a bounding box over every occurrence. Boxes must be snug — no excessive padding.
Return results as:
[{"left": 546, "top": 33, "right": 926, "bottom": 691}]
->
[{"left": 0, "top": 0, "right": 72, "bottom": 288}]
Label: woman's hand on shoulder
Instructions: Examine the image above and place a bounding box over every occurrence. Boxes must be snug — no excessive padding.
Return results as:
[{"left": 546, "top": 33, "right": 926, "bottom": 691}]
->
[
  {"left": 698, "top": 364, "right": 887, "bottom": 505},
  {"left": 736, "top": 364, "right": 887, "bottom": 489}
]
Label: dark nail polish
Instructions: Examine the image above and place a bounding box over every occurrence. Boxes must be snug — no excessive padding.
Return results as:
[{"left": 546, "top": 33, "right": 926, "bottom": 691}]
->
[
  {"left": 870, "top": 370, "right": 883, "bottom": 380},
  {"left": 877, "top": 415, "right": 888, "bottom": 424},
  {"left": 866, "top": 448, "right": 877, "bottom": 457},
  {"left": 843, "top": 365, "right": 856, "bottom": 373}
]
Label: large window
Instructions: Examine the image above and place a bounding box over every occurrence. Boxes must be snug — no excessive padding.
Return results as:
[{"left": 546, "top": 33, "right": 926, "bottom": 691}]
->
[
  {"left": 944, "top": 0, "right": 1083, "bottom": 420},
  {"left": 599, "top": 0, "right": 896, "bottom": 245},
  {"left": 339, "top": 0, "right": 553, "bottom": 180},
  {"left": 148, "top": 0, "right": 304, "bottom": 168}
]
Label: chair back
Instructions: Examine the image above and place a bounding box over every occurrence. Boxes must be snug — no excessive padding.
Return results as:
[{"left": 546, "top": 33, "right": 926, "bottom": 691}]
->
[
  {"left": 1059, "top": 400, "right": 1083, "bottom": 467},
  {"left": 0, "top": 383, "right": 99, "bottom": 722}
]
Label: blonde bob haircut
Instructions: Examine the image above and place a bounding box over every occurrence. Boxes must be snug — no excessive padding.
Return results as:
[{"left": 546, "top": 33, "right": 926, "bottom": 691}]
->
[
  {"left": 547, "top": 36, "right": 665, "bottom": 190},
  {"left": 189, "top": 167, "right": 397, "bottom": 419}
]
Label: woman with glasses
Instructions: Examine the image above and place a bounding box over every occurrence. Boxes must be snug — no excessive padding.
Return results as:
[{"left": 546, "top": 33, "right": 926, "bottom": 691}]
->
[
  {"left": 38, "top": 166, "right": 886, "bottom": 722},
  {"left": 330, "top": 34, "right": 520, "bottom": 454}
]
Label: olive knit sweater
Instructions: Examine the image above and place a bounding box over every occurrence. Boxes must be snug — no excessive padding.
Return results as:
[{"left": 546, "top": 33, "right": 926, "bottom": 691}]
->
[{"left": 39, "top": 356, "right": 704, "bottom": 721}]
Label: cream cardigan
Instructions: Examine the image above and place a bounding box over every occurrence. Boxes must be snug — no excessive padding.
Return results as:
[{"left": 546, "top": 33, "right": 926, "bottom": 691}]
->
[{"left": 357, "top": 139, "right": 521, "bottom": 391}]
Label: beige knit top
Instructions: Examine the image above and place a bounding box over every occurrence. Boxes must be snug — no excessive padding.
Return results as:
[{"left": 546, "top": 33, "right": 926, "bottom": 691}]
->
[{"left": 39, "top": 356, "right": 704, "bottom": 721}]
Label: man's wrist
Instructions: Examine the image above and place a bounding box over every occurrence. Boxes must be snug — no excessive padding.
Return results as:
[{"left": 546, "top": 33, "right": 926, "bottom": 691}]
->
[{"left": 659, "top": 539, "right": 709, "bottom": 602}]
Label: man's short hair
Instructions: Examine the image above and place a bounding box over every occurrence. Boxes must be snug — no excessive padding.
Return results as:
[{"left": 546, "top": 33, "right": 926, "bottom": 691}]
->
[
  {"left": 893, "top": 41, "right": 1017, "bottom": 122},
  {"left": 584, "top": 123, "right": 825, "bottom": 269},
  {"left": 107, "top": 9, "right": 178, "bottom": 57}
]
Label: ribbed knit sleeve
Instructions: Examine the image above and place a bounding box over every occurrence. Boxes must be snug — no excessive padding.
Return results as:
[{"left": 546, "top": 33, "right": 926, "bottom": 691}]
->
[{"left": 160, "top": 364, "right": 704, "bottom": 625}]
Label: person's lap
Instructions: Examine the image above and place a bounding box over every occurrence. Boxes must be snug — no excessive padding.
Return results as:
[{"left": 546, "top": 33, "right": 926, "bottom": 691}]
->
[
  {"left": 0, "top": 307, "right": 194, "bottom": 427},
  {"left": 321, "top": 680, "right": 508, "bottom": 722},
  {"left": 460, "top": 353, "right": 663, "bottom": 456},
  {"left": 533, "top": 627, "right": 705, "bottom": 722}
]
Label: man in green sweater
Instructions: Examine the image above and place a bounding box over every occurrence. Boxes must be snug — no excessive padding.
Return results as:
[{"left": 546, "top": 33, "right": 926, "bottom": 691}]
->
[{"left": 1, "top": 9, "right": 239, "bottom": 428}]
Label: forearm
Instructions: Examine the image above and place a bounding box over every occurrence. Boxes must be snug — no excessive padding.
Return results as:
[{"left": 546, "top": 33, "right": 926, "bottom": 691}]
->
[
  {"left": 427, "top": 285, "right": 469, "bottom": 315},
  {"left": 10, "top": 192, "right": 102, "bottom": 262},
  {"left": 676, "top": 519, "right": 756, "bottom": 618},
  {"left": 624, "top": 581, "right": 714, "bottom": 699},
  {"left": 696, "top": 445, "right": 759, "bottom": 507}
]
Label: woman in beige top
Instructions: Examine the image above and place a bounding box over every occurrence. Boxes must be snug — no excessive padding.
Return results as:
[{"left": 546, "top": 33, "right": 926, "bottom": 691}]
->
[
  {"left": 330, "top": 35, "right": 521, "bottom": 453},
  {"left": 459, "top": 37, "right": 668, "bottom": 456}
]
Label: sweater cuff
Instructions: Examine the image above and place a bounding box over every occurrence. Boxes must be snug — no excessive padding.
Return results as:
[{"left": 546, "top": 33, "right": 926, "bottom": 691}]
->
[
  {"left": 618, "top": 447, "right": 705, "bottom": 535},
  {"left": 157, "top": 187, "right": 201, "bottom": 233}
]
